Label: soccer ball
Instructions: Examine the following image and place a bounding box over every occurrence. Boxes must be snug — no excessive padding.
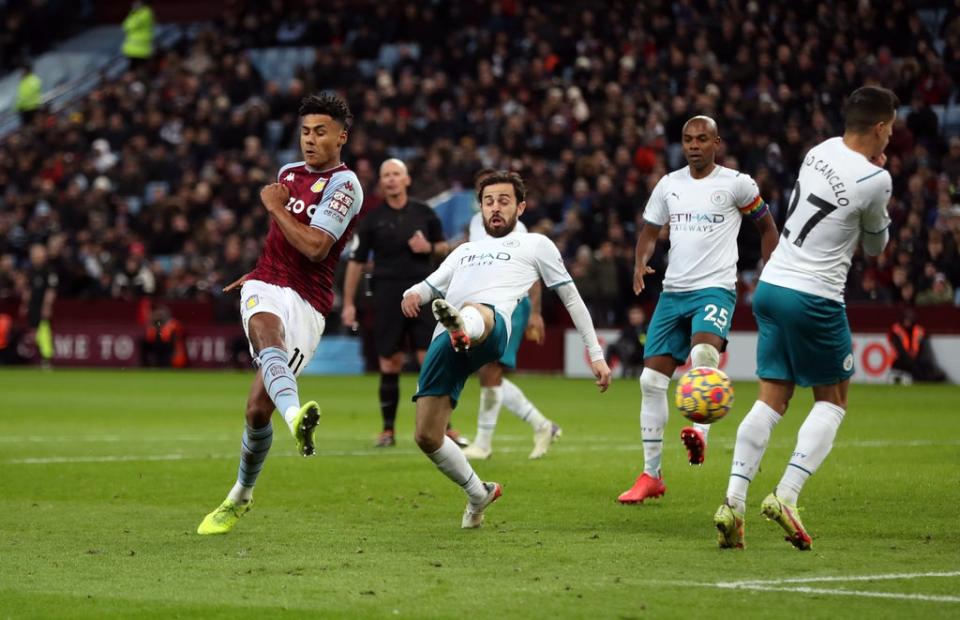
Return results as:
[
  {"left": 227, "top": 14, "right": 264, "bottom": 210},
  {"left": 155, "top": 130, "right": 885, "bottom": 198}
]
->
[{"left": 674, "top": 367, "right": 734, "bottom": 424}]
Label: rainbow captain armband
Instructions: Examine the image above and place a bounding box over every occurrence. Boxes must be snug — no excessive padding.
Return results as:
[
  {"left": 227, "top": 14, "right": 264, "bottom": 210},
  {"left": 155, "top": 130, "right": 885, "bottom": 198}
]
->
[{"left": 738, "top": 195, "right": 769, "bottom": 220}]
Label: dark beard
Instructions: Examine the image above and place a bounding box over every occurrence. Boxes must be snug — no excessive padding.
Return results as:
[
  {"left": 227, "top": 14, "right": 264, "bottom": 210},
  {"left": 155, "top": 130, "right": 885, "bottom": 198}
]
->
[{"left": 483, "top": 215, "right": 517, "bottom": 237}]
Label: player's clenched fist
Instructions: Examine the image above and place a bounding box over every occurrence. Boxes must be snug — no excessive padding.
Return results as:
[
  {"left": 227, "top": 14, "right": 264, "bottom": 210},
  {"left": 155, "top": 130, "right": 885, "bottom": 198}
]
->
[
  {"left": 591, "top": 359, "right": 612, "bottom": 392},
  {"left": 260, "top": 183, "right": 290, "bottom": 213},
  {"left": 401, "top": 292, "right": 422, "bottom": 318}
]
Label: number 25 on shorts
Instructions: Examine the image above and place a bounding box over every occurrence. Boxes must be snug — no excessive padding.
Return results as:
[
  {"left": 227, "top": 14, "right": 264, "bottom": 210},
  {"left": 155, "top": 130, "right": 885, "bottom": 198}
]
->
[{"left": 704, "top": 304, "right": 729, "bottom": 329}]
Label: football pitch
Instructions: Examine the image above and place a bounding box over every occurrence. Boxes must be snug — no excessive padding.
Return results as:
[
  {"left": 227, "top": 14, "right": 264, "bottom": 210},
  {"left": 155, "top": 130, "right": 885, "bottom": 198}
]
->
[{"left": 2, "top": 369, "right": 958, "bottom": 619}]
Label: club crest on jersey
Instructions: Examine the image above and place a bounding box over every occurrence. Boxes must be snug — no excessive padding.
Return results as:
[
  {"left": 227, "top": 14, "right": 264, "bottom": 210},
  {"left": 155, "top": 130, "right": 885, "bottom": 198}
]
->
[
  {"left": 245, "top": 295, "right": 259, "bottom": 310},
  {"left": 311, "top": 178, "right": 327, "bottom": 193},
  {"left": 284, "top": 172, "right": 295, "bottom": 182},
  {"left": 710, "top": 190, "right": 730, "bottom": 205}
]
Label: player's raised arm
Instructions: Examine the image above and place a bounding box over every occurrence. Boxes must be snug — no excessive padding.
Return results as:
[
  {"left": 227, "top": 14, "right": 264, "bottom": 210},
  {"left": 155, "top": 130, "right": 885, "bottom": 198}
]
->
[
  {"left": 401, "top": 246, "right": 460, "bottom": 317},
  {"left": 860, "top": 170, "right": 893, "bottom": 256},
  {"left": 532, "top": 235, "right": 611, "bottom": 391},
  {"left": 305, "top": 172, "right": 363, "bottom": 261}
]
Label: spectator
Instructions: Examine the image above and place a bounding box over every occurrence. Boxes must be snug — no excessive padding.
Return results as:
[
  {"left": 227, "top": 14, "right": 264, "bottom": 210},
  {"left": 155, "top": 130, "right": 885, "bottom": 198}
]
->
[
  {"left": 916, "top": 273, "right": 955, "bottom": 306},
  {"left": 122, "top": 1, "right": 155, "bottom": 71},
  {"left": 606, "top": 305, "right": 648, "bottom": 378},
  {"left": 0, "top": 0, "right": 956, "bottom": 330},
  {"left": 19, "top": 243, "right": 58, "bottom": 368},
  {"left": 14, "top": 61, "right": 41, "bottom": 125},
  {"left": 141, "top": 305, "right": 187, "bottom": 367},
  {"left": 0, "top": 313, "right": 23, "bottom": 364},
  {"left": 888, "top": 309, "right": 946, "bottom": 383}
]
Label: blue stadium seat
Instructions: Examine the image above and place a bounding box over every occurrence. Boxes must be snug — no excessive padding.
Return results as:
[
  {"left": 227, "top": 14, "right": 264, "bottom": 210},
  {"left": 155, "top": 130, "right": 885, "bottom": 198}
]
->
[{"left": 942, "top": 104, "right": 960, "bottom": 136}]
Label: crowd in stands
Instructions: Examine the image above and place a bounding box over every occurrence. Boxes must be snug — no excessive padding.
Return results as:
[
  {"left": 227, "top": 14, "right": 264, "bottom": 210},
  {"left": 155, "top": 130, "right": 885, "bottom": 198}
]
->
[
  {"left": 1, "top": 0, "right": 959, "bottom": 329},
  {"left": 0, "top": 0, "right": 92, "bottom": 72}
]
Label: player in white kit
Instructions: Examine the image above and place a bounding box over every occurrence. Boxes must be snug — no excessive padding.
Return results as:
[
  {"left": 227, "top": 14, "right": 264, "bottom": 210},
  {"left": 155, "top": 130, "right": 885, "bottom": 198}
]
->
[
  {"left": 401, "top": 171, "right": 611, "bottom": 528},
  {"left": 715, "top": 86, "right": 897, "bottom": 550},
  {"left": 618, "top": 116, "right": 779, "bottom": 504},
  {"left": 460, "top": 209, "right": 563, "bottom": 461}
]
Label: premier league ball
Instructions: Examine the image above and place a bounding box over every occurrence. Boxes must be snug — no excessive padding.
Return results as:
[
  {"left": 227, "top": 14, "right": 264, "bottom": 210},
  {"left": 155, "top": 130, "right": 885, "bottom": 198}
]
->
[{"left": 675, "top": 367, "right": 734, "bottom": 424}]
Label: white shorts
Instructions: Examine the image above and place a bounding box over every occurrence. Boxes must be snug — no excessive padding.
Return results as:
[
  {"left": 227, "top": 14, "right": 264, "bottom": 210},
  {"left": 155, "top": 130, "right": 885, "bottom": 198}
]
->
[{"left": 240, "top": 279, "right": 326, "bottom": 377}]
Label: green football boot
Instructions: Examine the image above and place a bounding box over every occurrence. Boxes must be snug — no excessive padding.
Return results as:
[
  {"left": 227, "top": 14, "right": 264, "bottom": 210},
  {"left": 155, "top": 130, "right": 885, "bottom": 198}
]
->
[
  {"left": 292, "top": 401, "right": 321, "bottom": 457},
  {"left": 761, "top": 492, "right": 812, "bottom": 550},
  {"left": 197, "top": 499, "right": 252, "bottom": 535}
]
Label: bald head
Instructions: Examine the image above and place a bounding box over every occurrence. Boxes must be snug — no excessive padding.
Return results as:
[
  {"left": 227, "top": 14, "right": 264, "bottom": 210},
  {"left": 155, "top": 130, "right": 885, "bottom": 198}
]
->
[
  {"left": 379, "top": 158, "right": 411, "bottom": 203},
  {"left": 682, "top": 115, "right": 718, "bottom": 137},
  {"left": 681, "top": 115, "right": 720, "bottom": 175},
  {"left": 379, "top": 158, "right": 408, "bottom": 176}
]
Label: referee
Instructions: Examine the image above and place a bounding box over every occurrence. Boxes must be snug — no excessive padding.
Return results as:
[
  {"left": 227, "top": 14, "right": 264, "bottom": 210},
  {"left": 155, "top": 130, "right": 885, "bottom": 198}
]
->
[{"left": 342, "top": 158, "right": 456, "bottom": 447}]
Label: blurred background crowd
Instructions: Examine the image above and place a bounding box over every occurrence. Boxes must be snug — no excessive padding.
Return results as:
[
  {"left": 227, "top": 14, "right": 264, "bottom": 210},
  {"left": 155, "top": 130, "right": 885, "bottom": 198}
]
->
[{"left": 1, "top": 0, "right": 959, "bottom": 328}]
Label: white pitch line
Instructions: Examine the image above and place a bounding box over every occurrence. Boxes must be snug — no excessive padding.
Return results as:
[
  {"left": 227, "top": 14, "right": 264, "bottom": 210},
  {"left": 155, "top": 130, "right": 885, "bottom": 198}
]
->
[
  {"left": 714, "top": 571, "right": 960, "bottom": 604},
  {"left": 720, "top": 585, "right": 960, "bottom": 604},
  {"left": 648, "top": 572, "right": 960, "bottom": 604},
  {"left": 718, "top": 571, "right": 960, "bottom": 586},
  {"left": 9, "top": 454, "right": 194, "bottom": 464},
  {"left": 1, "top": 434, "right": 957, "bottom": 448},
  {"left": 6, "top": 438, "right": 960, "bottom": 465}
]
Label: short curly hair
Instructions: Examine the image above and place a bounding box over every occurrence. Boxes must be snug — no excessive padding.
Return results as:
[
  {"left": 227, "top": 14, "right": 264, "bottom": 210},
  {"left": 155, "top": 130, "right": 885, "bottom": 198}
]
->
[
  {"left": 476, "top": 170, "right": 527, "bottom": 203},
  {"left": 299, "top": 93, "right": 353, "bottom": 130}
]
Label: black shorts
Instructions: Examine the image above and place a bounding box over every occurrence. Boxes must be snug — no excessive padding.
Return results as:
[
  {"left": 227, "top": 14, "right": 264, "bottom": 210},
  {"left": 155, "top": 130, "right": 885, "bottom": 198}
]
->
[{"left": 372, "top": 280, "right": 436, "bottom": 358}]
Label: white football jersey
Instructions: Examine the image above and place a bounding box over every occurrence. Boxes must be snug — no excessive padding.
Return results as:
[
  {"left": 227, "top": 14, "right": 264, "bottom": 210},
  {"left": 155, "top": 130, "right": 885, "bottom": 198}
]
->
[
  {"left": 644, "top": 165, "right": 764, "bottom": 292},
  {"left": 425, "top": 231, "right": 570, "bottom": 339},
  {"left": 760, "top": 137, "right": 891, "bottom": 302},
  {"left": 468, "top": 211, "right": 527, "bottom": 241}
]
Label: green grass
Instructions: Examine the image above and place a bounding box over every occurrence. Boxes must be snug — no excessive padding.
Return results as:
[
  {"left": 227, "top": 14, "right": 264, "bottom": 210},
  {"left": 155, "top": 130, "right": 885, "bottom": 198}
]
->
[{"left": 1, "top": 369, "right": 958, "bottom": 619}]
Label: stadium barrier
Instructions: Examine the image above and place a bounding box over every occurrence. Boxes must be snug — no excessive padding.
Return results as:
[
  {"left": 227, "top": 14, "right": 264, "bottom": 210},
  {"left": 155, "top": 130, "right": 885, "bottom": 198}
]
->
[
  {"left": 564, "top": 329, "right": 960, "bottom": 385},
  {"left": 8, "top": 321, "right": 363, "bottom": 374},
  {"left": 1, "top": 299, "right": 956, "bottom": 381}
]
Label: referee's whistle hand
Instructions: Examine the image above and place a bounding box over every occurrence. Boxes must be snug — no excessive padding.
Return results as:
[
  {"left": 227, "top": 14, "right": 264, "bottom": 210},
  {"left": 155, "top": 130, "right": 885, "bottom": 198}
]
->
[
  {"left": 408, "top": 230, "right": 431, "bottom": 254},
  {"left": 401, "top": 293, "right": 422, "bottom": 317}
]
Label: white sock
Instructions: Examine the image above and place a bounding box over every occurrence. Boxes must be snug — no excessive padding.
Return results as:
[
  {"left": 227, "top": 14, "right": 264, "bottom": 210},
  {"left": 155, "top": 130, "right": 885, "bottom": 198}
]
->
[
  {"left": 227, "top": 482, "right": 253, "bottom": 503},
  {"left": 427, "top": 436, "right": 488, "bottom": 503},
  {"left": 282, "top": 405, "right": 300, "bottom": 432},
  {"left": 726, "top": 400, "right": 782, "bottom": 513},
  {"left": 692, "top": 422, "right": 711, "bottom": 443},
  {"left": 639, "top": 368, "right": 670, "bottom": 477},
  {"left": 501, "top": 378, "right": 548, "bottom": 430},
  {"left": 690, "top": 343, "right": 720, "bottom": 368},
  {"left": 689, "top": 344, "right": 720, "bottom": 444},
  {"left": 473, "top": 386, "right": 503, "bottom": 450},
  {"left": 777, "top": 401, "right": 845, "bottom": 505},
  {"left": 460, "top": 306, "right": 486, "bottom": 340}
]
